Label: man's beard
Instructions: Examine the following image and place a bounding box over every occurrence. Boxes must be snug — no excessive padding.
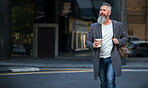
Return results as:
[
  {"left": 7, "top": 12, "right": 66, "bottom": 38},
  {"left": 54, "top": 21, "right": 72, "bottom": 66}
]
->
[
  {"left": 97, "top": 16, "right": 106, "bottom": 24},
  {"left": 97, "top": 13, "right": 108, "bottom": 24}
]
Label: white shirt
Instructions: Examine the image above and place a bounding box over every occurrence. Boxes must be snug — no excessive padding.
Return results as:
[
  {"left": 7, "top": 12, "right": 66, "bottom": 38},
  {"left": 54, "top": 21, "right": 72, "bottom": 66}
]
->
[{"left": 100, "top": 23, "right": 113, "bottom": 58}]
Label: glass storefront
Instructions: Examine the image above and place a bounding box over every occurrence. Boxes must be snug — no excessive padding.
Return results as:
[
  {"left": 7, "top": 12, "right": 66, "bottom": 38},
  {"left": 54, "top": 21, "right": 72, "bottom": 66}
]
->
[
  {"left": 72, "top": 31, "right": 88, "bottom": 51},
  {"left": 76, "top": 31, "right": 88, "bottom": 50},
  {"left": 71, "top": 18, "right": 90, "bottom": 51}
]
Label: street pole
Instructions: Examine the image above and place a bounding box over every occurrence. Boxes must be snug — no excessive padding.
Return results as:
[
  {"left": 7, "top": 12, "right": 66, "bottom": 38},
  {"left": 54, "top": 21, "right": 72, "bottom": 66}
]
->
[
  {"left": 0, "top": 0, "right": 12, "bottom": 60},
  {"left": 121, "top": 0, "right": 127, "bottom": 65},
  {"left": 145, "top": 0, "right": 148, "bottom": 41}
]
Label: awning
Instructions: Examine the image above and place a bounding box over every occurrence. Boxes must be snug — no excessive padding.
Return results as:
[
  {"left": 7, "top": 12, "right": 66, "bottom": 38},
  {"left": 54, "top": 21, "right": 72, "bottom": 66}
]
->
[{"left": 76, "top": 0, "right": 104, "bottom": 20}]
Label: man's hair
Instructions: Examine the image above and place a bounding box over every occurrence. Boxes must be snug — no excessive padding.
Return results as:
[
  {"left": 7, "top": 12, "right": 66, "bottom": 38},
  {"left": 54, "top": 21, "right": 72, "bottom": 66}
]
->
[{"left": 100, "top": 2, "right": 112, "bottom": 12}]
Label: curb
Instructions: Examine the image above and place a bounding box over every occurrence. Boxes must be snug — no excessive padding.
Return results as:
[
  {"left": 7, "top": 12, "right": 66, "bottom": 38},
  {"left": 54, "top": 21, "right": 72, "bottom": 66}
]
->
[
  {"left": 1, "top": 66, "right": 148, "bottom": 74},
  {"left": 0, "top": 64, "right": 93, "bottom": 68},
  {"left": 1, "top": 64, "right": 148, "bottom": 68},
  {"left": 0, "top": 64, "right": 148, "bottom": 73},
  {"left": 122, "top": 66, "right": 148, "bottom": 69}
]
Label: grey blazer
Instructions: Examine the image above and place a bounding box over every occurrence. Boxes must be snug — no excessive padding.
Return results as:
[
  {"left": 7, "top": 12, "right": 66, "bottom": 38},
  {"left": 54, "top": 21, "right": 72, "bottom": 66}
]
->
[{"left": 85, "top": 20, "right": 128, "bottom": 80}]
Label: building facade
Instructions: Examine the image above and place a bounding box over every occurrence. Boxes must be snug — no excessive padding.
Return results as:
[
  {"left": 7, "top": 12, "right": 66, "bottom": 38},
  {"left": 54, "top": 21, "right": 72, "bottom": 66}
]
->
[
  {"left": 127, "top": 0, "right": 148, "bottom": 40},
  {"left": 0, "top": 0, "right": 132, "bottom": 59}
]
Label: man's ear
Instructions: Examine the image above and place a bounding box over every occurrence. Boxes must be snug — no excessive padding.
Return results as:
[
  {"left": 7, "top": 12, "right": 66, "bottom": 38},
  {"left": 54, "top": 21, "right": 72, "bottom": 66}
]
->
[{"left": 108, "top": 11, "right": 111, "bottom": 16}]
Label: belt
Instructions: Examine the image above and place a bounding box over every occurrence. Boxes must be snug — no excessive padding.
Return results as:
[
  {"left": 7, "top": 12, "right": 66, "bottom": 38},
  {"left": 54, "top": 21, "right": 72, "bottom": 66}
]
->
[{"left": 100, "top": 57, "right": 111, "bottom": 59}]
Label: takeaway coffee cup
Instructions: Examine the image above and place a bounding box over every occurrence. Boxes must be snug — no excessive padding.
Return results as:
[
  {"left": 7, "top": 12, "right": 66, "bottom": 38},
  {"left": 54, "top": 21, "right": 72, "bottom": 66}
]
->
[{"left": 94, "top": 39, "right": 101, "bottom": 47}]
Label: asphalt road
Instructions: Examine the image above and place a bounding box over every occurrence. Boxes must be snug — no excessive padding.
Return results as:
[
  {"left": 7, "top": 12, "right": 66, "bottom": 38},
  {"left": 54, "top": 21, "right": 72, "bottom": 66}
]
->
[{"left": 0, "top": 68, "right": 148, "bottom": 88}]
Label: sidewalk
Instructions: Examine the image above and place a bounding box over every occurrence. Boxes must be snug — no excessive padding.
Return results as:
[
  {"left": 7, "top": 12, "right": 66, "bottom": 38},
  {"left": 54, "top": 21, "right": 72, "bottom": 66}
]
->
[
  {"left": 0, "top": 56, "right": 93, "bottom": 68},
  {"left": 0, "top": 55, "right": 148, "bottom": 73}
]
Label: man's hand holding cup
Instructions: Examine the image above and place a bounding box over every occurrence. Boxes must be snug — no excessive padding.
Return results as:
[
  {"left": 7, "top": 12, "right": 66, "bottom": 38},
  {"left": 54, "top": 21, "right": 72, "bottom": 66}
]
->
[{"left": 93, "top": 39, "right": 101, "bottom": 48}]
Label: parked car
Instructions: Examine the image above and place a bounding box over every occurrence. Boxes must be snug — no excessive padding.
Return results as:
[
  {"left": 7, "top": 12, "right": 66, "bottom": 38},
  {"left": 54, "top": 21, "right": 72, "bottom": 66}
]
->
[
  {"left": 12, "top": 44, "right": 26, "bottom": 55},
  {"left": 128, "top": 41, "right": 148, "bottom": 57},
  {"left": 128, "top": 36, "right": 141, "bottom": 42}
]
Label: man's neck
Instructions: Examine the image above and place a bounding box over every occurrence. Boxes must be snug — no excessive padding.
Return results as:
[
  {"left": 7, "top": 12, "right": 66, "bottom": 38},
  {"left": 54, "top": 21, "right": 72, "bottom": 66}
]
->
[{"left": 103, "top": 18, "right": 112, "bottom": 25}]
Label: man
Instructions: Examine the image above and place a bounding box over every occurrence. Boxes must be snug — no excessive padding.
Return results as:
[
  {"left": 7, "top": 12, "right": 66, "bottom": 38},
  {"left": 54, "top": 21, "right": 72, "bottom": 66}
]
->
[{"left": 85, "top": 2, "right": 128, "bottom": 88}]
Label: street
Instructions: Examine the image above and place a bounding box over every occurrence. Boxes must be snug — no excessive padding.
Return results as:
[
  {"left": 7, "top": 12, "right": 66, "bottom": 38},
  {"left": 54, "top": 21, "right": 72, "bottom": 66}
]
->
[{"left": 0, "top": 68, "right": 148, "bottom": 88}]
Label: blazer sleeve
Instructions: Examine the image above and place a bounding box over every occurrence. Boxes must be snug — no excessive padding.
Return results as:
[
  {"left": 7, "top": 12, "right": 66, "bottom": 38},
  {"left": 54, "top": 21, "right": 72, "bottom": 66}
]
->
[
  {"left": 117, "top": 22, "right": 128, "bottom": 47},
  {"left": 85, "top": 24, "right": 94, "bottom": 50}
]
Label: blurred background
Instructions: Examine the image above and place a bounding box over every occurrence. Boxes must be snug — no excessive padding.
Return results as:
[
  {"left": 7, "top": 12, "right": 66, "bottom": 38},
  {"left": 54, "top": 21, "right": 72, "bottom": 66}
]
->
[{"left": 0, "top": 0, "right": 148, "bottom": 59}]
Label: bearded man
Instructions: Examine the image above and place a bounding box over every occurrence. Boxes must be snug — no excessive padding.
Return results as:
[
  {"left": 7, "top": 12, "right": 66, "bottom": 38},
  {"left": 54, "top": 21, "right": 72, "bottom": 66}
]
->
[{"left": 85, "top": 2, "right": 128, "bottom": 88}]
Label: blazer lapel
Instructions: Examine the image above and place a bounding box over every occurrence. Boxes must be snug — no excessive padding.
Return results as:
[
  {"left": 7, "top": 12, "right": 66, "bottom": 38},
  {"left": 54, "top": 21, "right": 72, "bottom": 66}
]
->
[
  {"left": 112, "top": 20, "right": 117, "bottom": 38},
  {"left": 96, "top": 23, "right": 102, "bottom": 39}
]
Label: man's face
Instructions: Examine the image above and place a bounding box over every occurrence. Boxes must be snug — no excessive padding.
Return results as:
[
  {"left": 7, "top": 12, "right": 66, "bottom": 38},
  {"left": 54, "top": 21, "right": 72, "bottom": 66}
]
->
[
  {"left": 99, "top": 5, "right": 110, "bottom": 18},
  {"left": 97, "top": 5, "right": 111, "bottom": 24}
]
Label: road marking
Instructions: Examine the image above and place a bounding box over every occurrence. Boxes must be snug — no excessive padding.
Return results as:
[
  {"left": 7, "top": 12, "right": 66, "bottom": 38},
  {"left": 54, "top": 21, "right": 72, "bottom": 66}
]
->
[
  {"left": 122, "top": 69, "right": 148, "bottom": 72},
  {"left": 40, "top": 69, "right": 148, "bottom": 72},
  {"left": 0, "top": 69, "right": 148, "bottom": 76},
  {"left": 10, "top": 68, "right": 40, "bottom": 72},
  {"left": 0, "top": 69, "right": 93, "bottom": 75}
]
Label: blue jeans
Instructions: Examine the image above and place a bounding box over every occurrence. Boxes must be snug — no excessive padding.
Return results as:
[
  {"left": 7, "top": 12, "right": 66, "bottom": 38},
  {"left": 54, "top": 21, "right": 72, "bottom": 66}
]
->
[{"left": 99, "top": 57, "right": 116, "bottom": 88}]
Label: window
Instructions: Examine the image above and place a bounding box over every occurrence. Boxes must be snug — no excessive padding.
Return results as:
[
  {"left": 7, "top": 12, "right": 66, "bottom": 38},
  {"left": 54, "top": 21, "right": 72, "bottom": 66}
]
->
[
  {"left": 133, "top": 37, "right": 140, "bottom": 41},
  {"left": 78, "top": 33, "right": 82, "bottom": 48},
  {"left": 72, "top": 31, "right": 88, "bottom": 50},
  {"left": 145, "top": 44, "right": 148, "bottom": 48},
  {"left": 138, "top": 43, "right": 145, "bottom": 47},
  {"left": 83, "top": 33, "right": 87, "bottom": 49}
]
